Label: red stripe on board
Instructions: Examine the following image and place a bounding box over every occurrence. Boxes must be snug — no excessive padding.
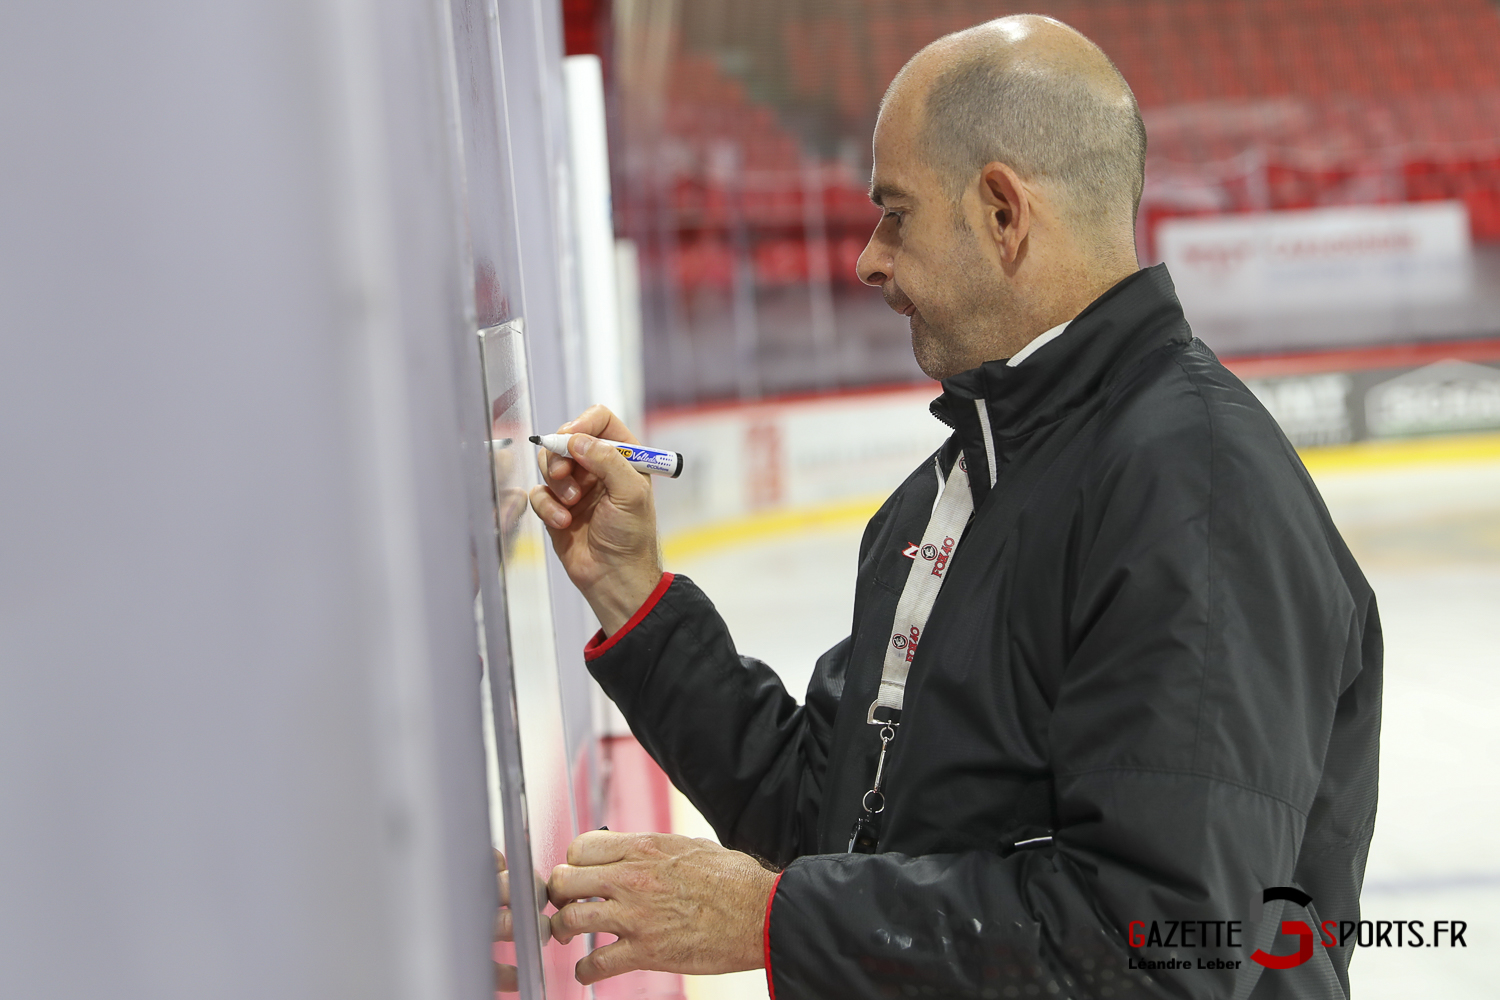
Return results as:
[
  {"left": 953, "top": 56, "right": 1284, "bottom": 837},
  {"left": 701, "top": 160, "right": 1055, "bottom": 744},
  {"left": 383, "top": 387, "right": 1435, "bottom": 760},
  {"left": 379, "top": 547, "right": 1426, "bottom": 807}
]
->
[
  {"left": 1221, "top": 338, "right": 1500, "bottom": 379},
  {"left": 643, "top": 339, "right": 1500, "bottom": 425}
]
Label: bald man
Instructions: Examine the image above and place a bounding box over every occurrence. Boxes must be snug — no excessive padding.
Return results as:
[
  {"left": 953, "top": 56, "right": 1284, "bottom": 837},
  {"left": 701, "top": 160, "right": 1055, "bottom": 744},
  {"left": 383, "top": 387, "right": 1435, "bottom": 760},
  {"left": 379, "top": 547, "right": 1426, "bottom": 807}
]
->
[{"left": 529, "top": 16, "right": 1379, "bottom": 1000}]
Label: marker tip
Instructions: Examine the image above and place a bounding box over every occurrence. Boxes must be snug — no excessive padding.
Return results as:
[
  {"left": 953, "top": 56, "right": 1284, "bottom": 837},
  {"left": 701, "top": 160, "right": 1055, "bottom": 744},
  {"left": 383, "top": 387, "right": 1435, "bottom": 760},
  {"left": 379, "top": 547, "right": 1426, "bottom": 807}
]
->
[{"left": 527, "top": 435, "right": 541, "bottom": 445}]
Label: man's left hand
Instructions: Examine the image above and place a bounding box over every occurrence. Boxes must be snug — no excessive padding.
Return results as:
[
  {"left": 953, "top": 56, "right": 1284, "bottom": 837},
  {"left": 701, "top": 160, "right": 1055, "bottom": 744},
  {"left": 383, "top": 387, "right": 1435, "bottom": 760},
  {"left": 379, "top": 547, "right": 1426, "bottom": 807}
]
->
[{"left": 547, "top": 830, "right": 777, "bottom": 985}]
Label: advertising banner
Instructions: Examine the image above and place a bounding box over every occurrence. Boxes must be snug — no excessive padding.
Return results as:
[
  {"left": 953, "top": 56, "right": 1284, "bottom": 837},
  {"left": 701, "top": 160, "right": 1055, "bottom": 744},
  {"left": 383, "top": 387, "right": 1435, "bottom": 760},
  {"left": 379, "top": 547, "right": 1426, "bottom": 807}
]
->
[
  {"left": 1239, "top": 353, "right": 1500, "bottom": 447},
  {"left": 1160, "top": 202, "right": 1472, "bottom": 317}
]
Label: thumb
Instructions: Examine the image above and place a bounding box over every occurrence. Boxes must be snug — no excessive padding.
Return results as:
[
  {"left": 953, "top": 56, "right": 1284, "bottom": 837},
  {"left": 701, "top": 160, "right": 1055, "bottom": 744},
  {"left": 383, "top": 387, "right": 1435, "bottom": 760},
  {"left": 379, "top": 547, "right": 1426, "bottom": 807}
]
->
[{"left": 567, "top": 434, "right": 647, "bottom": 502}]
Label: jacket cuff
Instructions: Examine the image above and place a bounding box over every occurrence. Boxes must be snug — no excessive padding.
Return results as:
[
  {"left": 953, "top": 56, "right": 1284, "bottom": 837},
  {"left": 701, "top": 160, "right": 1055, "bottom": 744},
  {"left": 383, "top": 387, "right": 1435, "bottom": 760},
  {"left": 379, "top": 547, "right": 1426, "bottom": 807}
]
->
[
  {"left": 583, "top": 572, "right": 675, "bottom": 662},
  {"left": 763, "top": 871, "right": 784, "bottom": 998}
]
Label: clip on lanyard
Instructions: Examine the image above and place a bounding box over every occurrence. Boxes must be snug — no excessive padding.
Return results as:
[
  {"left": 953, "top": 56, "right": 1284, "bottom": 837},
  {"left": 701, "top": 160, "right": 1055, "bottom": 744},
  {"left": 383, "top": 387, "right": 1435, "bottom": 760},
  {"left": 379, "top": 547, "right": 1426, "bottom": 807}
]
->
[{"left": 848, "top": 453, "right": 975, "bottom": 853}]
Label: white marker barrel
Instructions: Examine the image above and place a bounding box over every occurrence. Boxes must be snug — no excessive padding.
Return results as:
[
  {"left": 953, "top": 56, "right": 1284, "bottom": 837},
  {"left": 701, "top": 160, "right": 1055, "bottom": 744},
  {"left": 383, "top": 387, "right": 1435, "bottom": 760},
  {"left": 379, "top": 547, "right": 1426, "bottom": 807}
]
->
[{"left": 529, "top": 434, "right": 684, "bottom": 478}]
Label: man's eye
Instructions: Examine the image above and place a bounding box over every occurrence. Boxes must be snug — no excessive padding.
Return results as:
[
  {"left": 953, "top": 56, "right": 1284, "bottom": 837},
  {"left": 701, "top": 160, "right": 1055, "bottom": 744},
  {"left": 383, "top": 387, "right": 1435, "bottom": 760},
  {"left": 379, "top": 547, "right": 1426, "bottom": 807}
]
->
[{"left": 884, "top": 211, "right": 903, "bottom": 225}]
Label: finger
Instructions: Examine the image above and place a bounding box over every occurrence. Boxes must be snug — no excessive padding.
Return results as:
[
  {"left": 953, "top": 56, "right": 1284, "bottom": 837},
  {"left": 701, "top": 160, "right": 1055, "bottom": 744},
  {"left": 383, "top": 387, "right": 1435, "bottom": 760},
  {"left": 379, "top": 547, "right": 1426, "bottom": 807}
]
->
[
  {"left": 497, "top": 868, "right": 509, "bottom": 907},
  {"left": 563, "top": 436, "right": 649, "bottom": 505},
  {"left": 540, "top": 449, "right": 577, "bottom": 485},
  {"left": 566, "top": 830, "right": 662, "bottom": 867},
  {"left": 565, "top": 830, "right": 632, "bottom": 867},
  {"left": 529, "top": 485, "right": 573, "bottom": 531},
  {"left": 574, "top": 938, "right": 641, "bottom": 986},
  {"left": 494, "top": 961, "right": 518, "bottom": 993},
  {"left": 549, "top": 900, "right": 626, "bottom": 945},
  {"left": 536, "top": 448, "right": 581, "bottom": 504},
  {"left": 560, "top": 404, "right": 640, "bottom": 446},
  {"left": 494, "top": 905, "right": 512, "bottom": 943},
  {"left": 547, "top": 862, "right": 613, "bottom": 908},
  {"left": 494, "top": 848, "right": 507, "bottom": 872}
]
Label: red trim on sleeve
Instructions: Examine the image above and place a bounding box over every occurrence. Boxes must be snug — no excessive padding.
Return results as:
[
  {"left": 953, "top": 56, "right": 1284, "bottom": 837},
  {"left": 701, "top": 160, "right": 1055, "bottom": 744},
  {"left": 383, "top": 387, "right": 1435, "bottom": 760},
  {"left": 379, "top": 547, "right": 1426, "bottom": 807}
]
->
[
  {"left": 583, "top": 572, "right": 675, "bottom": 661},
  {"left": 763, "top": 870, "right": 783, "bottom": 999}
]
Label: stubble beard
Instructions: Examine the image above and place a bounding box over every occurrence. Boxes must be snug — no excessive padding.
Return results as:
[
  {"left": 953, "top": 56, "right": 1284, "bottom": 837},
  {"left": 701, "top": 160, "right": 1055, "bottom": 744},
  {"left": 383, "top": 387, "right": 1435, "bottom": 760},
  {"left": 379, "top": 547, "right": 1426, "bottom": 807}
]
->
[
  {"left": 909, "top": 266, "right": 1016, "bottom": 382},
  {"left": 910, "top": 311, "right": 966, "bottom": 382},
  {"left": 907, "top": 218, "right": 1020, "bottom": 381}
]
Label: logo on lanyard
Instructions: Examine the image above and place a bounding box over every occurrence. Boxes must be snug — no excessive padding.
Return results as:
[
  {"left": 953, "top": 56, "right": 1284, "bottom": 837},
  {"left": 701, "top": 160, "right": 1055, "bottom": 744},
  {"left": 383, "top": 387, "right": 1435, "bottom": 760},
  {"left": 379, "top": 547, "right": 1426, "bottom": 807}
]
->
[
  {"left": 930, "top": 536, "right": 956, "bottom": 577},
  {"left": 890, "top": 626, "right": 920, "bottom": 659}
]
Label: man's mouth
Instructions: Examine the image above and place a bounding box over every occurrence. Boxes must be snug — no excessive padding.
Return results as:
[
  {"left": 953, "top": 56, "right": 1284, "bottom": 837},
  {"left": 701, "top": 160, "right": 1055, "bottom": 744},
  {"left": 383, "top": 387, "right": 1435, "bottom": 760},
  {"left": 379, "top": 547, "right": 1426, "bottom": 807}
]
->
[{"left": 886, "top": 294, "right": 916, "bottom": 317}]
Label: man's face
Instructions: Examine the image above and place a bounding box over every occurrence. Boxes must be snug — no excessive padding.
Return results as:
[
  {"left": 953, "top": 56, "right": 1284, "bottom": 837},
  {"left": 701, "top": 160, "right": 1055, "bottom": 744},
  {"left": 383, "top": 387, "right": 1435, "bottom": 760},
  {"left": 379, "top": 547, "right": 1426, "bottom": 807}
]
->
[{"left": 857, "top": 95, "right": 1013, "bottom": 381}]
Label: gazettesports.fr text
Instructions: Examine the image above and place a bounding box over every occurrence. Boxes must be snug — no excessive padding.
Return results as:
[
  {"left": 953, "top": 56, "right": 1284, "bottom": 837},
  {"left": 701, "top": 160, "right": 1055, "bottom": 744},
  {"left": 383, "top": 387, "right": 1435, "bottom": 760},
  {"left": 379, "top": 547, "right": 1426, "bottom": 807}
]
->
[{"left": 1128, "top": 919, "right": 1469, "bottom": 949}]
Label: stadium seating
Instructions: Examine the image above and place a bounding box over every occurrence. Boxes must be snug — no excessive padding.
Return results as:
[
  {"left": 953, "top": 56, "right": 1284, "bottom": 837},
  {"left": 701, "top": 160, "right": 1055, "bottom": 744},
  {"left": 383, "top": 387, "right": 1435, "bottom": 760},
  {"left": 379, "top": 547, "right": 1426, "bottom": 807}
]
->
[{"left": 623, "top": 0, "right": 1500, "bottom": 289}]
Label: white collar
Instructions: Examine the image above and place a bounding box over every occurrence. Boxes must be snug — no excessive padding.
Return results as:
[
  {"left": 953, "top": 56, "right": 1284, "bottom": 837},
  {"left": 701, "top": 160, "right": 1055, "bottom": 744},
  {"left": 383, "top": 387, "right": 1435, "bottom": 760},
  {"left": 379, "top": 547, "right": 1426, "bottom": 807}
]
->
[{"left": 1006, "top": 320, "right": 1071, "bottom": 367}]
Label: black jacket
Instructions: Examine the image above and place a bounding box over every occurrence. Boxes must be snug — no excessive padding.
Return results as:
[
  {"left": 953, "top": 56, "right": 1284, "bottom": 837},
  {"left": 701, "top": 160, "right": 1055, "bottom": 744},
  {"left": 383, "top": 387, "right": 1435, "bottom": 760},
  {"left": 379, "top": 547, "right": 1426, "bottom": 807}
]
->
[{"left": 588, "top": 266, "right": 1381, "bottom": 999}]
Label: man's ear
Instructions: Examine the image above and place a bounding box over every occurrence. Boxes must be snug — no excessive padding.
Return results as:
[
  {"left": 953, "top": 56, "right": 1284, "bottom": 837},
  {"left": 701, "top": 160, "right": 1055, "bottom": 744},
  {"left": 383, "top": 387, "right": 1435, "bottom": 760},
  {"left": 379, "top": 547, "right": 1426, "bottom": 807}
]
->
[{"left": 978, "top": 162, "right": 1030, "bottom": 264}]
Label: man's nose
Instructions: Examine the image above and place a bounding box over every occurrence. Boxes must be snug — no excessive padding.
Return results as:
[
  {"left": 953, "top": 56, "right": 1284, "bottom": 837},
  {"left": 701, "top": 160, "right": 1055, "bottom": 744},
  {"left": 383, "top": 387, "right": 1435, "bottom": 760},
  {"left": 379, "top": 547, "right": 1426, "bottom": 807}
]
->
[{"left": 857, "top": 233, "right": 889, "bottom": 287}]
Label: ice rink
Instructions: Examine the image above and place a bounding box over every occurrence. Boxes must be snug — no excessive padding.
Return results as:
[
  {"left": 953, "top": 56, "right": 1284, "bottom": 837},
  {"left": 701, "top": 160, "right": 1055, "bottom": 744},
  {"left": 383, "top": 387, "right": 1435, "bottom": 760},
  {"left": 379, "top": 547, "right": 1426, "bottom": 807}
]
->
[{"left": 666, "top": 438, "right": 1500, "bottom": 999}]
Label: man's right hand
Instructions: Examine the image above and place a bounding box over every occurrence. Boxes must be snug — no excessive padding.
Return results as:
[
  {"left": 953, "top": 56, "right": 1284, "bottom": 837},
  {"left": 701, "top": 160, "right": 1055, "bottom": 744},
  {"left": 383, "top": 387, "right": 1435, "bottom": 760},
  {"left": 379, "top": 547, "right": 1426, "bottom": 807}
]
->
[{"left": 528, "top": 405, "right": 664, "bottom": 635}]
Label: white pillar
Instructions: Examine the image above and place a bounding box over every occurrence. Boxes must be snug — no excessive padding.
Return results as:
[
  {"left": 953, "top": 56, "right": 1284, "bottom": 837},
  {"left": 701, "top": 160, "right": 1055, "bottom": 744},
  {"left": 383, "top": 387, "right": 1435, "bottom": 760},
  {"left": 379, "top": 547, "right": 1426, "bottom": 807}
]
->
[{"left": 564, "top": 54, "right": 635, "bottom": 424}]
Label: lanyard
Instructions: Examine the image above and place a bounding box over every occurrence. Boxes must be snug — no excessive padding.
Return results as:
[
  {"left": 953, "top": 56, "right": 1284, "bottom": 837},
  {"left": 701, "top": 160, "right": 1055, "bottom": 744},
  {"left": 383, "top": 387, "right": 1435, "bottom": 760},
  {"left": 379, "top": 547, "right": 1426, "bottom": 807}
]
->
[{"left": 849, "top": 452, "right": 975, "bottom": 853}]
